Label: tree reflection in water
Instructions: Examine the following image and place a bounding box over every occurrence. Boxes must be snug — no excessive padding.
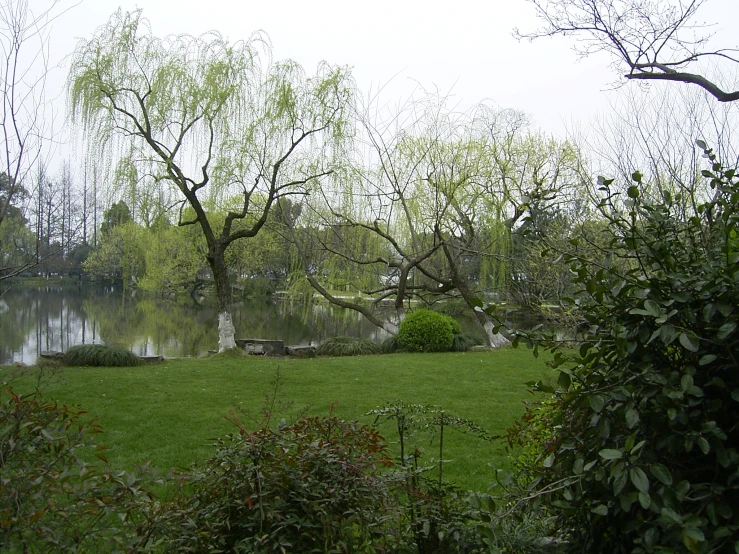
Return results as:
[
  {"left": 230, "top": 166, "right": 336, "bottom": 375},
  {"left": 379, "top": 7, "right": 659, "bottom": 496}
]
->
[{"left": 0, "top": 285, "right": 391, "bottom": 365}]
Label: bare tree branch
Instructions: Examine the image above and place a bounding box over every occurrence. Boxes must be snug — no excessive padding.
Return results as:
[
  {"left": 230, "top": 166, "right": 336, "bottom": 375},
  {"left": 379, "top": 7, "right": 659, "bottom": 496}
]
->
[{"left": 516, "top": 0, "right": 739, "bottom": 102}]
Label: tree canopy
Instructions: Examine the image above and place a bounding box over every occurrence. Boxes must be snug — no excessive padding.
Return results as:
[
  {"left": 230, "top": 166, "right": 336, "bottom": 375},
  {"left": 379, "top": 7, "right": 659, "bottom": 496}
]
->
[{"left": 68, "top": 9, "right": 354, "bottom": 350}]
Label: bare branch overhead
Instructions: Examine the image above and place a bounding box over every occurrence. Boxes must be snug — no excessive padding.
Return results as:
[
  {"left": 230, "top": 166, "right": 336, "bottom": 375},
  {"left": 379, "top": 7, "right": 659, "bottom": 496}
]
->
[{"left": 515, "top": 0, "right": 739, "bottom": 102}]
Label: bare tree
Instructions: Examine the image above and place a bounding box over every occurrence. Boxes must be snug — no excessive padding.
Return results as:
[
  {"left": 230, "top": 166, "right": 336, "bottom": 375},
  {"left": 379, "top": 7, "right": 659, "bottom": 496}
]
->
[
  {"left": 0, "top": 0, "right": 79, "bottom": 280},
  {"left": 516, "top": 0, "right": 739, "bottom": 102},
  {"left": 575, "top": 83, "right": 739, "bottom": 208}
]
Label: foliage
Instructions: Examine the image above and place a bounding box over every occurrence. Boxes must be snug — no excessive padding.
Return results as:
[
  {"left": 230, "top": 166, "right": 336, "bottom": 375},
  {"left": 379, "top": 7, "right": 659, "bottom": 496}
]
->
[
  {"left": 0, "top": 385, "right": 158, "bottom": 552},
  {"left": 502, "top": 397, "right": 559, "bottom": 480},
  {"left": 382, "top": 335, "right": 401, "bottom": 353},
  {"left": 156, "top": 415, "right": 407, "bottom": 553},
  {"left": 138, "top": 224, "right": 204, "bottom": 296},
  {"left": 83, "top": 221, "right": 146, "bottom": 285},
  {"left": 315, "top": 335, "right": 381, "bottom": 357},
  {"left": 366, "top": 401, "right": 493, "bottom": 553},
  {"left": 100, "top": 200, "right": 132, "bottom": 235},
  {"left": 408, "top": 481, "right": 487, "bottom": 554},
  {"left": 493, "top": 145, "right": 739, "bottom": 553},
  {"left": 473, "top": 494, "right": 562, "bottom": 554},
  {"left": 397, "top": 309, "right": 457, "bottom": 352},
  {"left": 445, "top": 314, "right": 463, "bottom": 335},
  {"left": 0, "top": 212, "right": 35, "bottom": 278},
  {"left": 64, "top": 344, "right": 141, "bottom": 367},
  {"left": 451, "top": 332, "right": 483, "bottom": 352},
  {"left": 68, "top": 9, "right": 355, "bottom": 351}
]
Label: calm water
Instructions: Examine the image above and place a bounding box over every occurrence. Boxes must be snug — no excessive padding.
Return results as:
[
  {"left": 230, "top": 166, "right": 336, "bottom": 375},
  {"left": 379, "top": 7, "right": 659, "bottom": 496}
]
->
[{"left": 0, "top": 284, "right": 392, "bottom": 365}]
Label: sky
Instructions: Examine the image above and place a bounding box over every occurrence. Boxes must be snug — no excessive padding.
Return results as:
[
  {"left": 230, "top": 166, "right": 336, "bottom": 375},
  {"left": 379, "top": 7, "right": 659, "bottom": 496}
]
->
[
  {"left": 28, "top": 0, "right": 739, "bottom": 172},
  {"left": 46, "top": 0, "right": 619, "bottom": 135}
]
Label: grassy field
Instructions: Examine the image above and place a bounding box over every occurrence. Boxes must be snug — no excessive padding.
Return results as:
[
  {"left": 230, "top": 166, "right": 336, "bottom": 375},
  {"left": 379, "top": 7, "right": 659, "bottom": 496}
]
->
[{"left": 2, "top": 347, "right": 553, "bottom": 493}]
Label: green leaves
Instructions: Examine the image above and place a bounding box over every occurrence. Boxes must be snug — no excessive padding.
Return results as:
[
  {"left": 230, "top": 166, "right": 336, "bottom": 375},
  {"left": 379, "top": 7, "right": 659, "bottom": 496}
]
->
[
  {"left": 598, "top": 448, "right": 623, "bottom": 460},
  {"left": 717, "top": 321, "right": 736, "bottom": 341},
  {"left": 625, "top": 408, "right": 640, "bottom": 429},
  {"left": 503, "top": 152, "right": 739, "bottom": 553},
  {"left": 649, "top": 464, "right": 673, "bottom": 486},
  {"left": 629, "top": 467, "right": 650, "bottom": 494},
  {"left": 592, "top": 504, "right": 608, "bottom": 516},
  {"left": 589, "top": 394, "right": 605, "bottom": 412},
  {"left": 679, "top": 331, "right": 700, "bottom": 352},
  {"left": 1, "top": 387, "right": 157, "bottom": 551}
]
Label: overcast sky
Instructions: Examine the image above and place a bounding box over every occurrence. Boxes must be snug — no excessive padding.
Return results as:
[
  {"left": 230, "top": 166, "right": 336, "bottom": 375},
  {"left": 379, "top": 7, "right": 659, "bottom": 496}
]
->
[
  {"left": 31, "top": 0, "right": 735, "bottom": 168},
  {"left": 47, "top": 0, "right": 622, "bottom": 134}
]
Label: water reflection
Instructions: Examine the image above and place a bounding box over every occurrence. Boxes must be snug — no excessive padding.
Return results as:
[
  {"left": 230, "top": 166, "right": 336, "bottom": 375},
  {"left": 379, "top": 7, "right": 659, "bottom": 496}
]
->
[{"left": 0, "top": 285, "right": 391, "bottom": 365}]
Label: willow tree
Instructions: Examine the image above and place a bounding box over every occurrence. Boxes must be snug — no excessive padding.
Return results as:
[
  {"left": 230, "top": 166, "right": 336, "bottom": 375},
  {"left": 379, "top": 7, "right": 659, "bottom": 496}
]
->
[
  {"left": 288, "top": 93, "right": 586, "bottom": 346},
  {"left": 68, "top": 10, "right": 353, "bottom": 350}
]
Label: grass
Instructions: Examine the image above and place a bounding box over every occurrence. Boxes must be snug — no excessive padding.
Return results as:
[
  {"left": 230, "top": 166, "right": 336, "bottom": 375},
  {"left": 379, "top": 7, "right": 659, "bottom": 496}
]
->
[{"left": 2, "top": 347, "right": 553, "bottom": 493}]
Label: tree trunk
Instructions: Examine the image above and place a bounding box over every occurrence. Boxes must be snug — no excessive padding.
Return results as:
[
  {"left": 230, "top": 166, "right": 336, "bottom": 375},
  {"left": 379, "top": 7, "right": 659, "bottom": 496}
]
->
[
  {"left": 439, "top": 239, "right": 511, "bottom": 349},
  {"left": 208, "top": 244, "right": 236, "bottom": 351},
  {"left": 483, "top": 319, "right": 511, "bottom": 348}
]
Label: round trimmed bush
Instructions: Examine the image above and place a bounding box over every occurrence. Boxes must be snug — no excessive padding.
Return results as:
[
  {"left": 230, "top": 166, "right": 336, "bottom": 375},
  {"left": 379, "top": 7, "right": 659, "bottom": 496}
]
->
[{"left": 397, "top": 309, "right": 456, "bottom": 352}]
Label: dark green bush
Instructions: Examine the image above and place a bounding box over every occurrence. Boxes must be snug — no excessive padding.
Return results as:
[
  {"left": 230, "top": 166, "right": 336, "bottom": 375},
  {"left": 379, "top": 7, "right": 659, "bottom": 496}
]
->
[
  {"left": 316, "top": 335, "right": 381, "bottom": 356},
  {"left": 445, "top": 314, "right": 462, "bottom": 335},
  {"left": 64, "top": 344, "right": 140, "bottom": 367},
  {"left": 157, "top": 416, "right": 411, "bottom": 553},
  {"left": 451, "top": 332, "right": 483, "bottom": 352},
  {"left": 397, "top": 309, "right": 456, "bottom": 352},
  {"left": 492, "top": 146, "right": 739, "bottom": 553},
  {"left": 382, "top": 335, "right": 400, "bottom": 353},
  {"left": 0, "top": 386, "right": 156, "bottom": 552}
]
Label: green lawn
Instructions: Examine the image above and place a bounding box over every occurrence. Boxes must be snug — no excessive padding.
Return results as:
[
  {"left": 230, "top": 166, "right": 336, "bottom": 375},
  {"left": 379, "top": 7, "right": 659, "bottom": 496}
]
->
[{"left": 3, "top": 347, "right": 553, "bottom": 493}]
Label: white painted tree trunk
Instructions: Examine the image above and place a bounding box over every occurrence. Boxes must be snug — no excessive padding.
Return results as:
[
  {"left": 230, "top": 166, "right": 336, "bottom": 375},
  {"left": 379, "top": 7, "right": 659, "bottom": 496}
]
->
[
  {"left": 484, "top": 320, "right": 511, "bottom": 348},
  {"left": 218, "top": 311, "right": 236, "bottom": 351}
]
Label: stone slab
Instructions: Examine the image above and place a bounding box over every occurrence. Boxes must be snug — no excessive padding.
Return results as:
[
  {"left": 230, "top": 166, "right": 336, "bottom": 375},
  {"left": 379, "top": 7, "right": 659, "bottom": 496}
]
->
[
  {"left": 39, "top": 350, "right": 65, "bottom": 359},
  {"left": 235, "top": 338, "right": 285, "bottom": 356},
  {"left": 285, "top": 345, "right": 316, "bottom": 358}
]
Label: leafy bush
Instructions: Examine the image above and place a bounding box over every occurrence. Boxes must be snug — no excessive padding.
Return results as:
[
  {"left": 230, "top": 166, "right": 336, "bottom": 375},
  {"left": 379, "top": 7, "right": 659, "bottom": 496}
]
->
[
  {"left": 445, "top": 314, "right": 462, "bottom": 335},
  {"left": 316, "top": 335, "right": 381, "bottom": 356},
  {"left": 473, "top": 499, "right": 562, "bottom": 554},
  {"left": 451, "top": 332, "right": 483, "bottom": 352},
  {"left": 495, "top": 146, "right": 739, "bottom": 553},
  {"left": 157, "top": 415, "right": 408, "bottom": 553},
  {"left": 409, "top": 481, "right": 486, "bottom": 553},
  {"left": 64, "top": 344, "right": 140, "bottom": 367},
  {"left": 397, "top": 309, "right": 456, "bottom": 352},
  {"left": 0, "top": 386, "right": 157, "bottom": 552},
  {"left": 382, "top": 335, "right": 400, "bottom": 353}
]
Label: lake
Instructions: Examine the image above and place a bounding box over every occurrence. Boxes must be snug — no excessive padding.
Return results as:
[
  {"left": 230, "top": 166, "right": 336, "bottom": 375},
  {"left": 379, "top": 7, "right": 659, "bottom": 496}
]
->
[{"left": 0, "top": 284, "right": 393, "bottom": 365}]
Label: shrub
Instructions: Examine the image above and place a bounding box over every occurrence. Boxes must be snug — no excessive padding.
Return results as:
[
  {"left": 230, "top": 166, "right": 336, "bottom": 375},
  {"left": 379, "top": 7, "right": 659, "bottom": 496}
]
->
[
  {"left": 0, "top": 386, "right": 157, "bottom": 552},
  {"left": 451, "top": 332, "right": 483, "bottom": 352},
  {"left": 381, "top": 335, "right": 400, "bottom": 353},
  {"left": 316, "top": 335, "right": 381, "bottom": 356},
  {"left": 445, "top": 314, "right": 462, "bottom": 335},
  {"left": 64, "top": 344, "right": 140, "bottom": 367},
  {"left": 366, "top": 401, "right": 491, "bottom": 553},
  {"left": 157, "top": 416, "right": 410, "bottom": 553},
  {"left": 493, "top": 146, "right": 739, "bottom": 553},
  {"left": 397, "top": 309, "right": 456, "bottom": 352}
]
